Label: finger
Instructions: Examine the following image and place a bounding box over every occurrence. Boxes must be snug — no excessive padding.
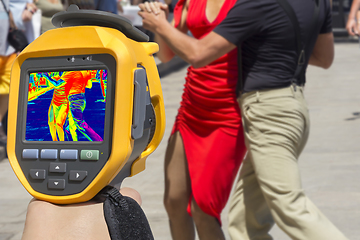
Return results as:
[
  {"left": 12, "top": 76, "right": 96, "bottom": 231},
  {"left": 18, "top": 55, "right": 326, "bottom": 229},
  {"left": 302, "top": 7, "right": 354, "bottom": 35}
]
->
[
  {"left": 159, "top": 2, "right": 168, "bottom": 10},
  {"left": 356, "top": 24, "right": 360, "bottom": 36},
  {"left": 144, "top": 2, "right": 152, "bottom": 12},
  {"left": 28, "top": 3, "right": 38, "bottom": 11},
  {"left": 149, "top": 2, "right": 160, "bottom": 14},
  {"left": 120, "top": 187, "right": 142, "bottom": 205},
  {"left": 138, "top": 3, "right": 146, "bottom": 11},
  {"left": 138, "top": 10, "right": 145, "bottom": 18},
  {"left": 346, "top": 22, "right": 356, "bottom": 36}
]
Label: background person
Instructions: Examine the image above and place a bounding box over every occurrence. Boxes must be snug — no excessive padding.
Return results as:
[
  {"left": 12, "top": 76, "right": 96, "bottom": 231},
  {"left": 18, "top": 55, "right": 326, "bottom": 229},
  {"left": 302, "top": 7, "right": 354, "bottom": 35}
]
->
[
  {"left": 138, "top": 0, "right": 349, "bottom": 239},
  {"left": 140, "top": 0, "right": 246, "bottom": 239},
  {"left": 34, "top": 0, "right": 64, "bottom": 34},
  {"left": 0, "top": 0, "right": 37, "bottom": 149},
  {"left": 0, "top": 0, "right": 15, "bottom": 147}
]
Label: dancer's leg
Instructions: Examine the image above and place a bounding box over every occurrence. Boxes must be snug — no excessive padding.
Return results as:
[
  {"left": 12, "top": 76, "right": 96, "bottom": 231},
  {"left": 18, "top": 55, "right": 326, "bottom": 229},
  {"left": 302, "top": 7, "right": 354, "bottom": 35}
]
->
[
  {"left": 47, "top": 104, "right": 57, "bottom": 141},
  {"left": 163, "top": 131, "right": 195, "bottom": 240},
  {"left": 191, "top": 199, "right": 225, "bottom": 240},
  {"left": 54, "top": 104, "right": 69, "bottom": 141}
]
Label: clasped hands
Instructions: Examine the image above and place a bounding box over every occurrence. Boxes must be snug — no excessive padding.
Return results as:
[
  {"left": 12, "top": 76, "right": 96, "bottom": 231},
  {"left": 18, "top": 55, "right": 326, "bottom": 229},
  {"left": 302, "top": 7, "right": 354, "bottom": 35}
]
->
[{"left": 138, "top": 1, "right": 169, "bottom": 32}]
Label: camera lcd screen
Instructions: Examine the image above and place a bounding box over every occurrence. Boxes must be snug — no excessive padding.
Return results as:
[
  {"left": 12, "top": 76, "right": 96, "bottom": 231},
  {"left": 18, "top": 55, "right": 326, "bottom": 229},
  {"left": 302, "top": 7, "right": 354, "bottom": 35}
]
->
[{"left": 25, "top": 69, "right": 108, "bottom": 142}]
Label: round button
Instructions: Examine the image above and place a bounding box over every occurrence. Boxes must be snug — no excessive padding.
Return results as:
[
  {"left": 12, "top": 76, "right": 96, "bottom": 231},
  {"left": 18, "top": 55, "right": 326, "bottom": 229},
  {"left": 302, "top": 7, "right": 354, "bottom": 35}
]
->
[{"left": 86, "top": 151, "right": 93, "bottom": 158}]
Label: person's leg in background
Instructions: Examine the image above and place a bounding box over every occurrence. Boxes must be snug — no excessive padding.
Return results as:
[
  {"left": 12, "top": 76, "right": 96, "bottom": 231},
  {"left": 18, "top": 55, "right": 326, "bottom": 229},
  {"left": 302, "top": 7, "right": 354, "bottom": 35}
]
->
[
  {"left": 229, "top": 86, "right": 348, "bottom": 240},
  {"left": 0, "top": 53, "right": 16, "bottom": 146}
]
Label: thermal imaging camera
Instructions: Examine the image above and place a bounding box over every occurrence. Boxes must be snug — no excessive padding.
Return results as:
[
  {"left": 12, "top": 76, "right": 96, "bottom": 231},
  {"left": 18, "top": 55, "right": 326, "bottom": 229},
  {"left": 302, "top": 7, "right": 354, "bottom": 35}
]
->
[{"left": 7, "top": 5, "right": 165, "bottom": 204}]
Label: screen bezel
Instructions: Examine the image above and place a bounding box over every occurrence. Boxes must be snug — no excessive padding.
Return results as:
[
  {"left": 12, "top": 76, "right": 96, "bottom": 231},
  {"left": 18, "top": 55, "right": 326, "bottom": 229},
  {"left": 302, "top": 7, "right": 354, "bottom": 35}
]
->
[
  {"left": 18, "top": 54, "right": 115, "bottom": 146},
  {"left": 25, "top": 69, "right": 108, "bottom": 143}
]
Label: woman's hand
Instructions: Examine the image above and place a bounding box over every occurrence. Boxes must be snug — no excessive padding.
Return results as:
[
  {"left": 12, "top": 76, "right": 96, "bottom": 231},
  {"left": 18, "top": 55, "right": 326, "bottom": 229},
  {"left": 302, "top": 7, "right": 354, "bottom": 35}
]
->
[
  {"left": 140, "top": 1, "right": 168, "bottom": 16},
  {"left": 138, "top": 1, "right": 169, "bottom": 32}
]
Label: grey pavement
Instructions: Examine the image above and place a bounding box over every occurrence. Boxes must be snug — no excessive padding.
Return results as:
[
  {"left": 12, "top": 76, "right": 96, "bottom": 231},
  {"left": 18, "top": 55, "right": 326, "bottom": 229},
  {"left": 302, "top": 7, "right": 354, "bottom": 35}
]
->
[{"left": 1, "top": 42, "right": 360, "bottom": 240}]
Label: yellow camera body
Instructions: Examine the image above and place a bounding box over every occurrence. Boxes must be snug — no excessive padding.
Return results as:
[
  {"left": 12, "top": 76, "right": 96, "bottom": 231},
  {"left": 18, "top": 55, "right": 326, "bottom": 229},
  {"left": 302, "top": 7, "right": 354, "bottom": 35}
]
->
[{"left": 7, "top": 6, "right": 165, "bottom": 204}]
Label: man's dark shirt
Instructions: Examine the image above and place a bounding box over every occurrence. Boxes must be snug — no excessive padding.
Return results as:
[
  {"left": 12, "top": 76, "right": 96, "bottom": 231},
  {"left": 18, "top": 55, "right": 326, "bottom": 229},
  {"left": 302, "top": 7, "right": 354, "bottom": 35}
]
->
[{"left": 213, "top": 0, "right": 332, "bottom": 93}]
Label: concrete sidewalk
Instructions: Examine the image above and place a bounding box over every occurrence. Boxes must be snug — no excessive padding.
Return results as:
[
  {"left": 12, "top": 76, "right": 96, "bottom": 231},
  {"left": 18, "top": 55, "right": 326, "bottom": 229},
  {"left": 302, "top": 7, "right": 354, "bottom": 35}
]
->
[{"left": 1, "top": 42, "right": 360, "bottom": 240}]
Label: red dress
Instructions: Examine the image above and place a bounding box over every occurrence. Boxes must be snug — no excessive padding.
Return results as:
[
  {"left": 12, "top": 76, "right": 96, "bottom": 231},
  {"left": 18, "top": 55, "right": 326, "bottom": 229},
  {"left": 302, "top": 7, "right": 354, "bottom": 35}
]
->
[{"left": 171, "top": 0, "right": 247, "bottom": 224}]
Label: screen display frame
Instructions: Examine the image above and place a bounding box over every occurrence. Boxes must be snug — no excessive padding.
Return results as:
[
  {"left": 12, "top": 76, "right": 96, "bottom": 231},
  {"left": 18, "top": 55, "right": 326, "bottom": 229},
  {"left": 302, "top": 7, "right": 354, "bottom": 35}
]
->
[
  {"left": 26, "top": 69, "right": 108, "bottom": 142},
  {"left": 16, "top": 54, "right": 116, "bottom": 148}
]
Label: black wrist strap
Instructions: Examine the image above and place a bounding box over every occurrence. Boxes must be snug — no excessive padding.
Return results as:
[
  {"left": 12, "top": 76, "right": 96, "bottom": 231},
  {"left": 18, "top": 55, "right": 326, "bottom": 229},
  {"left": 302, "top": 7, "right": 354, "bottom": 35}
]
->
[{"left": 96, "top": 186, "right": 154, "bottom": 240}]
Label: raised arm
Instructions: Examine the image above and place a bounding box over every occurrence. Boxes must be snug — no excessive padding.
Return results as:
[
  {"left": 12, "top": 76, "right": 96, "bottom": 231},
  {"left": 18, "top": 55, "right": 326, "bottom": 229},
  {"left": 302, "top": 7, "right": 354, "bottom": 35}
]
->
[
  {"left": 138, "top": 8, "right": 236, "bottom": 68},
  {"left": 140, "top": 1, "right": 190, "bottom": 63},
  {"left": 308, "top": 32, "right": 334, "bottom": 69},
  {"left": 43, "top": 72, "right": 65, "bottom": 87}
]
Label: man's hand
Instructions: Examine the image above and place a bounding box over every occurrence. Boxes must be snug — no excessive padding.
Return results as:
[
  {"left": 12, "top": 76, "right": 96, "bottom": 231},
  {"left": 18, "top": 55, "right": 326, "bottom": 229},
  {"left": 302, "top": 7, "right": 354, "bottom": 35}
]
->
[{"left": 346, "top": 18, "right": 360, "bottom": 36}]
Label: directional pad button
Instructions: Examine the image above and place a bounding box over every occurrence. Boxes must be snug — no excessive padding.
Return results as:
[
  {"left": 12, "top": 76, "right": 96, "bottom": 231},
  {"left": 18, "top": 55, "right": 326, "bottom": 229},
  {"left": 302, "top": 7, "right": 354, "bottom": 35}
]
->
[
  {"left": 30, "top": 169, "right": 46, "bottom": 180},
  {"left": 48, "top": 179, "right": 65, "bottom": 189},
  {"left": 49, "top": 163, "right": 66, "bottom": 173},
  {"left": 69, "top": 170, "right": 87, "bottom": 181}
]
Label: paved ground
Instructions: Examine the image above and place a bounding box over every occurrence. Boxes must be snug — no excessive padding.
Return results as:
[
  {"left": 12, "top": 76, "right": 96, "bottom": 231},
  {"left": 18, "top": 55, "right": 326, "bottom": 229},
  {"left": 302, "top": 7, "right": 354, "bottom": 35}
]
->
[{"left": 1, "top": 42, "right": 360, "bottom": 240}]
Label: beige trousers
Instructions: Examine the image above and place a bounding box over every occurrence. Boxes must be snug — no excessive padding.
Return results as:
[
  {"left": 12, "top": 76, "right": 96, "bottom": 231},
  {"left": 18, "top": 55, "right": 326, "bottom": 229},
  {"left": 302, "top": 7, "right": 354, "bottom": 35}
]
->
[{"left": 228, "top": 85, "right": 348, "bottom": 240}]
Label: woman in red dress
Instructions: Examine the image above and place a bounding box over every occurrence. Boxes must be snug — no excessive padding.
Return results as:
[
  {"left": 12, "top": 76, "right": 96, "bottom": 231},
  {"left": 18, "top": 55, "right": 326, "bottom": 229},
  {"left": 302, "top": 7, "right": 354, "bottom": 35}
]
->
[{"left": 140, "top": 0, "right": 247, "bottom": 239}]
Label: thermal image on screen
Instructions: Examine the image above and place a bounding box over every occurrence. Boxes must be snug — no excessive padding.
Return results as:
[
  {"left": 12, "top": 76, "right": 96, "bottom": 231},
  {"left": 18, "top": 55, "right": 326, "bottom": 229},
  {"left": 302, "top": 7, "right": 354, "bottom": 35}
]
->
[{"left": 26, "top": 69, "right": 108, "bottom": 142}]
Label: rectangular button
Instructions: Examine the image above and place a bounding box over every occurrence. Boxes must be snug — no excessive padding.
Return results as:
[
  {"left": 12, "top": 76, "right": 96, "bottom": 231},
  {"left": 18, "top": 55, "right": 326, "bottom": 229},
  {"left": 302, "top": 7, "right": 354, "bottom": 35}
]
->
[
  {"left": 30, "top": 169, "right": 46, "bottom": 180},
  {"left": 69, "top": 170, "right": 87, "bottom": 181},
  {"left": 49, "top": 163, "right": 66, "bottom": 173},
  {"left": 48, "top": 179, "right": 65, "bottom": 190},
  {"left": 23, "top": 149, "right": 39, "bottom": 159},
  {"left": 41, "top": 149, "right": 58, "bottom": 160},
  {"left": 60, "top": 149, "right": 78, "bottom": 160},
  {"left": 80, "top": 150, "right": 99, "bottom": 161}
]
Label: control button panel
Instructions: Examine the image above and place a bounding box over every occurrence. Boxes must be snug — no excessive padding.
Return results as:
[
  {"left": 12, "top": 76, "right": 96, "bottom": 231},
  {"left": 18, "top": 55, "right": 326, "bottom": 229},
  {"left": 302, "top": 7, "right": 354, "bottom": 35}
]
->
[{"left": 20, "top": 148, "right": 104, "bottom": 194}]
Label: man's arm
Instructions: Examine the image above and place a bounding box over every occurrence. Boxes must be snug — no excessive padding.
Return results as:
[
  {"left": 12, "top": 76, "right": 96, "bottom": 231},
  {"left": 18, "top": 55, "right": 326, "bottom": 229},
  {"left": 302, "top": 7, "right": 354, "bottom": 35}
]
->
[
  {"left": 138, "top": 10, "right": 236, "bottom": 68},
  {"left": 308, "top": 32, "right": 334, "bottom": 69},
  {"left": 346, "top": 0, "right": 360, "bottom": 35}
]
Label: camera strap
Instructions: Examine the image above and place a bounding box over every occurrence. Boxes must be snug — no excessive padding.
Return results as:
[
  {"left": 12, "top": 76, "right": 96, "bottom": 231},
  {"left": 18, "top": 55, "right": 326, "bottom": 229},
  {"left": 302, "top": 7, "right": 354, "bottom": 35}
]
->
[{"left": 95, "top": 186, "right": 154, "bottom": 240}]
